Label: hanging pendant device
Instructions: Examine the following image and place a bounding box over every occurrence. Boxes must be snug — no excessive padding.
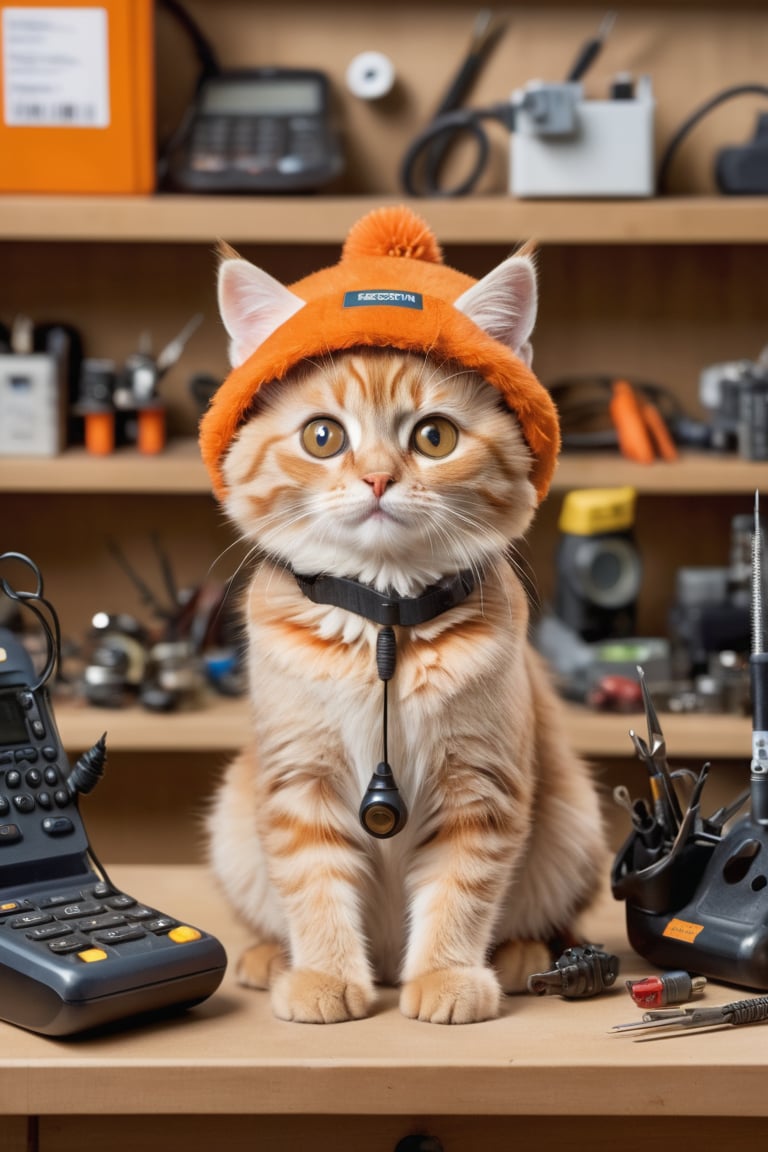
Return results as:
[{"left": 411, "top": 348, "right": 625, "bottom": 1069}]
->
[
  {"left": 360, "top": 760, "right": 408, "bottom": 839},
  {"left": 288, "top": 564, "right": 479, "bottom": 839},
  {"left": 359, "top": 626, "right": 408, "bottom": 839}
]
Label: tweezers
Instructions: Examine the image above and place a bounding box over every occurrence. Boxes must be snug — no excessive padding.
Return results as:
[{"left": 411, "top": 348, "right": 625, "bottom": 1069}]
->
[{"left": 613, "top": 995, "right": 768, "bottom": 1035}]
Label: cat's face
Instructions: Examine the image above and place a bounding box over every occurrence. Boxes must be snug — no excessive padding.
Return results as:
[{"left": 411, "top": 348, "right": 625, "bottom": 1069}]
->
[
  {"left": 217, "top": 242, "right": 541, "bottom": 593},
  {"left": 222, "top": 348, "right": 536, "bottom": 593}
]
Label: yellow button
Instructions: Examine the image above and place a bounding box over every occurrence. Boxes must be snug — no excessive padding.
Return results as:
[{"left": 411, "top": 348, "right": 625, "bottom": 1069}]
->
[
  {"left": 168, "top": 925, "right": 201, "bottom": 944},
  {"left": 0, "top": 902, "right": 20, "bottom": 913},
  {"left": 77, "top": 948, "right": 108, "bottom": 963}
]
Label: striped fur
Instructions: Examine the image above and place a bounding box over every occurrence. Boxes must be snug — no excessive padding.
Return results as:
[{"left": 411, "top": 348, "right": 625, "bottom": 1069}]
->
[{"left": 208, "top": 346, "right": 605, "bottom": 1024}]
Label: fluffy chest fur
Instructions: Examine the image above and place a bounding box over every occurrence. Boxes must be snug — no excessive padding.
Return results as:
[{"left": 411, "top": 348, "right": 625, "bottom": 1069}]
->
[{"left": 243, "top": 560, "right": 536, "bottom": 813}]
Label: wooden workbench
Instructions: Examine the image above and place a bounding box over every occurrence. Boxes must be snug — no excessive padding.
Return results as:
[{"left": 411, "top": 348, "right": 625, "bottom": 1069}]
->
[{"left": 2, "top": 864, "right": 767, "bottom": 1152}]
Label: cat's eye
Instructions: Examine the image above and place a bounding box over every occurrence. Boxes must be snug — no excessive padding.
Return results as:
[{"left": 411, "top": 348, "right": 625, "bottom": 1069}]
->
[
  {"left": 301, "top": 418, "right": 346, "bottom": 459},
  {"left": 411, "top": 416, "right": 459, "bottom": 459}
]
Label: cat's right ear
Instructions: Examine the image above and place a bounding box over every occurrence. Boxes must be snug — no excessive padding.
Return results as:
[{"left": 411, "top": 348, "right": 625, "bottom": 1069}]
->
[{"left": 217, "top": 249, "right": 306, "bottom": 367}]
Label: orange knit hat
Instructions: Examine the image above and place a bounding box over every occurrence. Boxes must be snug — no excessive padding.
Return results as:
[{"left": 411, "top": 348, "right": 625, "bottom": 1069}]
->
[{"left": 199, "top": 206, "right": 560, "bottom": 503}]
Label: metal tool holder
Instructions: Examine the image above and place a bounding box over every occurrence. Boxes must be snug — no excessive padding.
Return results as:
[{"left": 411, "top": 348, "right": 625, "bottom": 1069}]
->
[{"left": 612, "top": 493, "right": 768, "bottom": 990}]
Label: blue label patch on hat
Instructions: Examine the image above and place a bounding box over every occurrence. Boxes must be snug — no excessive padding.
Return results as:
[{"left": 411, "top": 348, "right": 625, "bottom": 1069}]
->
[{"left": 343, "top": 290, "right": 423, "bottom": 310}]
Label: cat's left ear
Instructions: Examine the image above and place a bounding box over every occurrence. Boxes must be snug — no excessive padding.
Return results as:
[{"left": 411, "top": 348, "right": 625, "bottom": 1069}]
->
[
  {"left": 218, "top": 252, "right": 306, "bottom": 368},
  {"left": 453, "top": 252, "right": 538, "bottom": 368}
]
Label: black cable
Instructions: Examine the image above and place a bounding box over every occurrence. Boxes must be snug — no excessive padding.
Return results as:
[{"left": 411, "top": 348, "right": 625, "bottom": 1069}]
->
[
  {"left": 400, "top": 11, "right": 615, "bottom": 198},
  {"left": 420, "top": 10, "right": 507, "bottom": 192},
  {"left": 657, "top": 83, "right": 768, "bottom": 194},
  {"left": 376, "top": 626, "right": 397, "bottom": 767},
  {"left": 155, "top": 0, "right": 222, "bottom": 186},
  {"left": 400, "top": 103, "right": 516, "bottom": 198},
  {"left": 157, "top": 0, "right": 221, "bottom": 80},
  {"left": 0, "top": 553, "right": 61, "bottom": 691}
]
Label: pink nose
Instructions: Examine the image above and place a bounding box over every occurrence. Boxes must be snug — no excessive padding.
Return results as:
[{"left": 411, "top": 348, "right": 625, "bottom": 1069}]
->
[{"left": 362, "top": 473, "right": 394, "bottom": 500}]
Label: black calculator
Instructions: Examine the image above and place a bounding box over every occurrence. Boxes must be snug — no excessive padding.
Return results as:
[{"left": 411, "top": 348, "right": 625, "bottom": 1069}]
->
[
  {"left": 169, "top": 67, "right": 345, "bottom": 193},
  {"left": 0, "top": 580, "right": 227, "bottom": 1036}
]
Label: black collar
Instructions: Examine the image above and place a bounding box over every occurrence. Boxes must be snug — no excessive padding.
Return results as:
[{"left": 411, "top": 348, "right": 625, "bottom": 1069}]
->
[{"left": 291, "top": 567, "right": 477, "bottom": 627}]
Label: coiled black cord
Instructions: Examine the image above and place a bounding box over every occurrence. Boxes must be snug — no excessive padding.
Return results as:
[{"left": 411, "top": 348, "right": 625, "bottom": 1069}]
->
[
  {"left": 0, "top": 552, "right": 60, "bottom": 691},
  {"left": 399, "top": 103, "right": 517, "bottom": 198}
]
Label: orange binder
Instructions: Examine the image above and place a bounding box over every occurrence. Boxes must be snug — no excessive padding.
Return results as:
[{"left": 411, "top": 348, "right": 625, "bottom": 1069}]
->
[{"left": 0, "top": 0, "right": 154, "bottom": 193}]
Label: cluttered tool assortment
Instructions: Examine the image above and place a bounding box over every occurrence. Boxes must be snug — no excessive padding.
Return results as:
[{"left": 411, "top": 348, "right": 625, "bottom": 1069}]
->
[
  {"left": 4, "top": 6, "right": 768, "bottom": 1044},
  {"left": 535, "top": 479, "right": 759, "bottom": 721},
  {"left": 3, "top": 7, "right": 768, "bottom": 462},
  {"left": 7, "top": 548, "right": 768, "bottom": 1043},
  {"left": 511, "top": 492, "right": 768, "bottom": 1041},
  {"left": 605, "top": 493, "right": 768, "bottom": 1037}
]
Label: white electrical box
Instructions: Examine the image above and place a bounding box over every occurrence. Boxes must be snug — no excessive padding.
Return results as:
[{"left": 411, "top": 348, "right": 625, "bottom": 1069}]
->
[
  {"left": 0, "top": 354, "right": 65, "bottom": 456},
  {"left": 510, "top": 79, "right": 655, "bottom": 198}
]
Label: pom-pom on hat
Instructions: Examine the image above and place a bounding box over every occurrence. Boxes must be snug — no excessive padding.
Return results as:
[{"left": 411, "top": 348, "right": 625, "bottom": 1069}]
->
[{"left": 199, "top": 205, "right": 560, "bottom": 503}]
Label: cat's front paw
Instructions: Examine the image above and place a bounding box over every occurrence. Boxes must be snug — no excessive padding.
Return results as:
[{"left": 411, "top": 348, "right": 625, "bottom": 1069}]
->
[
  {"left": 491, "top": 939, "right": 551, "bottom": 994},
  {"left": 270, "top": 968, "right": 375, "bottom": 1023},
  {"left": 236, "top": 942, "right": 287, "bottom": 989},
  {"left": 400, "top": 966, "right": 500, "bottom": 1024}
]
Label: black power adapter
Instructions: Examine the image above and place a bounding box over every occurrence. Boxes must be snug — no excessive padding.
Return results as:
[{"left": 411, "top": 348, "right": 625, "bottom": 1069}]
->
[
  {"left": 717, "top": 111, "right": 768, "bottom": 194},
  {"left": 657, "top": 83, "right": 768, "bottom": 195}
]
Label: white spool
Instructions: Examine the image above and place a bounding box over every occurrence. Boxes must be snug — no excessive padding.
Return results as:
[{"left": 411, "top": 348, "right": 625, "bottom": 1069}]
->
[{"left": 345, "top": 51, "right": 396, "bottom": 101}]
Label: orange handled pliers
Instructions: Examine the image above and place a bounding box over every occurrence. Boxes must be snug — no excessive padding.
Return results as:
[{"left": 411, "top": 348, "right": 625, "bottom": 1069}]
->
[{"left": 609, "top": 379, "right": 679, "bottom": 464}]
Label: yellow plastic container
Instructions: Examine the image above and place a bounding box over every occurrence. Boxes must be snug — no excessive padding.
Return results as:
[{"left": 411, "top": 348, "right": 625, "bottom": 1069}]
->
[{"left": 558, "top": 486, "right": 637, "bottom": 537}]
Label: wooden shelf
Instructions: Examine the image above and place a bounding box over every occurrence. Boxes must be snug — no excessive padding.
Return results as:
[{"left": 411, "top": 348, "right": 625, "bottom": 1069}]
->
[
  {"left": 2, "top": 862, "right": 768, "bottom": 1136},
  {"left": 55, "top": 695, "right": 750, "bottom": 760},
  {"left": 57, "top": 696, "right": 250, "bottom": 753},
  {"left": 2, "top": 444, "right": 764, "bottom": 496},
  {"left": 566, "top": 703, "right": 750, "bottom": 760},
  {"left": 552, "top": 452, "right": 768, "bottom": 495},
  {"left": 3, "top": 194, "right": 768, "bottom": 245},
  {"left": 0, "top": 439, "right": 210, "bottom": 493}
]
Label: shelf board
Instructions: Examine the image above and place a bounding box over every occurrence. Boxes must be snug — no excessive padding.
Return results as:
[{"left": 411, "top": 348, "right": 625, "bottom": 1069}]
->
[
  {"left": 56, "top": 695, "right": 749, "bottom": 760},
  {"left": 551, "top": 450, "right": 768, "bottom": 494},
  {"left": 0, "top": 439, "right": 210, "bottom": 493},
  {"left": 2, "top": 443, "right": 765, "bottom": 495},
  {"left": 4, "top": 864, "right": 765, "bottom": 1125},
  {"left": 58, "top": 695, "right": 250, "bottom": 753},
  {"left": 2, "top": 194, "right": 768, "bottom": 245},
  {"left": 566, "top": 703, "right": 750, "bottom": 760}
]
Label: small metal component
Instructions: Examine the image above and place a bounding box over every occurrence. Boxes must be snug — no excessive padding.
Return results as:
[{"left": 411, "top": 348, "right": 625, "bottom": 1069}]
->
[
  {"left": 750, "top": 490, "right": 768, "bottom": 824},
  {"left": 528, "top": 945, "right": 620, "bottom": 999},
  {"left": 613, "top": 993, "right": 768, "bottom": 1035},
  {"left": 626, "top": 971, "right": 707, "bottom": 1008},
  {"left": 155, "top": 313, "right": 203, "bottom": 376},
  {"left": 637, "top": 666, "right": 684, "bottom": 830}
]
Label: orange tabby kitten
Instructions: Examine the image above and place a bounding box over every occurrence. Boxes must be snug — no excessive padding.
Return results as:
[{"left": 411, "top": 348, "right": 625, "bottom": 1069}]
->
[{"left": 206, "top": 244, "right": 605, "bottom": 1025}]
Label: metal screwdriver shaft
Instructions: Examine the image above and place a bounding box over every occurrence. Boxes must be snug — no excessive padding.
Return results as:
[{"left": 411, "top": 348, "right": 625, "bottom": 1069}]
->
[
  {"left": 751, "top": 491, "right": 768, "bottom": 824},
  {"left": 613, "top": 994, "right": 768, "bottom": 1035}
]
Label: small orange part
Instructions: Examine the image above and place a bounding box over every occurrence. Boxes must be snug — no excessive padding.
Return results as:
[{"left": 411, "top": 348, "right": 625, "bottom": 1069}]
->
[
  {"left": 640, "top": 399, "right": 679, "bottom": 461},
  {"left": 137, "top": 408, "right": 166, "bottom": 455},
  {"left": 610, "top": 380, "right": 655, "bottom": 464},
  {"left": 84, "top": 411, "right": 115, "bottom": 456}
]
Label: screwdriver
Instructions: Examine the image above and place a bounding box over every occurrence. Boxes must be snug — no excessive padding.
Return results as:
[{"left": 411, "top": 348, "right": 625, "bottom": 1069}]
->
[
  {"left": 613, "top": 994, "right": 768, "bottom": 1036},
  {"left": 566, "top": 11, "right": 616, "bottom": 82}
]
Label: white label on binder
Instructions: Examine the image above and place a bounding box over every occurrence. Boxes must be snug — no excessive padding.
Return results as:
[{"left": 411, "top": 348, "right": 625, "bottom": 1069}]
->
[{"left": 1, "top": 7, "right": 110, "bottom": 128}]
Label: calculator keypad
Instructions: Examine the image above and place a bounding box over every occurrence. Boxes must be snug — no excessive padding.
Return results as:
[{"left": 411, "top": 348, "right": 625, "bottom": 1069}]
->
[
  {"left": 0, "top": 882, "right": 196, "bottom": 960},
  {"left": 190, "top": 113, "right": 332, "bottom": 177}
]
